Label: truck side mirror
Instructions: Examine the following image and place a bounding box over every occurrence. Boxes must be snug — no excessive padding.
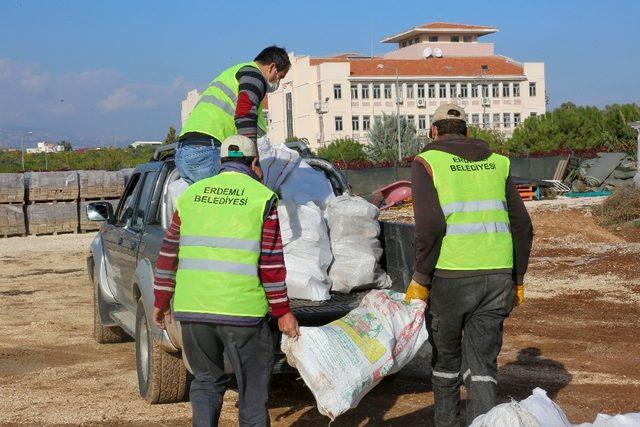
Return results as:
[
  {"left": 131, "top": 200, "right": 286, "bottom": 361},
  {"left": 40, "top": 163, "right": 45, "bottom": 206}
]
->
[{"left": 86, "top": 202, "right": 114, "bottom": 222}]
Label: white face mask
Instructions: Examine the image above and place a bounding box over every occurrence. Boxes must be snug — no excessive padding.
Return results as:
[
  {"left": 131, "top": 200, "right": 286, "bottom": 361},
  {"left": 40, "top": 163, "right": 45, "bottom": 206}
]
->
[{"left": 267, "top": 78, "right": 280, "bottom": 93}]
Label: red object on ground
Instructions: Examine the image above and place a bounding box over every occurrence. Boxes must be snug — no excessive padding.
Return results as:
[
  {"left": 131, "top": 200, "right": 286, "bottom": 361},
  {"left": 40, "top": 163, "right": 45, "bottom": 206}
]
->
[{"left": 372, "top": 180, "right": 413, "bottom": 209}]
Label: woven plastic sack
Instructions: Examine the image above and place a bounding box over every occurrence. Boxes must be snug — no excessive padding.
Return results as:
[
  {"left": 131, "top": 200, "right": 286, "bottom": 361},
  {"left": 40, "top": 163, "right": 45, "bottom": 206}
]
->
[
  {"left": 257, "top": 137, "right": 301, "bottom": 192},
  {"left": 326, "top": 195, "right": 391, "bottom": 293},
  {"left": 278, "top": 200, "right": 332, "bottom": 301},
  {"left": 470, "top": 387, "right": 570, "bottom": 427},
  {"left": 281, "top": 290, "right": 427, "bottom": 420}
]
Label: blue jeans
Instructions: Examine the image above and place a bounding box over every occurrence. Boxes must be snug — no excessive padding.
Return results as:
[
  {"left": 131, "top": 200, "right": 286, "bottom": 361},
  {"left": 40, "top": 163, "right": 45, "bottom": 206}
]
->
[{"left": 175, "top": 143, "right": 220, "bottom": 184}]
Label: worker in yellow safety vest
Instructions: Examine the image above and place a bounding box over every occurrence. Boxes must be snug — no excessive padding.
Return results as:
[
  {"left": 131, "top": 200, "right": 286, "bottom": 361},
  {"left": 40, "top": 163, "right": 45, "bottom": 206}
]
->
[
  {"left": 176, "top": 46, "right": 290, "bottom": 184},
  {"left": 153, "top": 135, "right": 298, "bottom": 426},
  {"left": 405, "top": 103, "right": 533, "bottom": 426}
]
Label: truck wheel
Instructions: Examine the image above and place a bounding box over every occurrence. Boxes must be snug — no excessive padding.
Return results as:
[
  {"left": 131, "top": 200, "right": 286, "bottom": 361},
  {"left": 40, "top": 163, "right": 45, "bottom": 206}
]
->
[
  {"left": 135, "top": 299, "right": 189, "bottom": 403},
  {"left": 93, "top": 281, "right": 127, "bottom": 344}
]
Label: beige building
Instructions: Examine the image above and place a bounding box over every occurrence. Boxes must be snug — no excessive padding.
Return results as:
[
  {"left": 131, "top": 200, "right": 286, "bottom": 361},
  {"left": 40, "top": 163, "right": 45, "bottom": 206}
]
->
[{"left": 266, "top": 22, "right": 546, "bottom": 151}]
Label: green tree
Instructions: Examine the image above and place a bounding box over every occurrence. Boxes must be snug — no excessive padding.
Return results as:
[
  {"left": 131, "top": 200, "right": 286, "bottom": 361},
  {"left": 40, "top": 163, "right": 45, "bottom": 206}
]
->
[
  {"left": 507, "top": 103, "right": 640, "bottom": 155},
  {"left": 468, "top": 127, "right": 506, "bottom": 153},
  {"left": 317, "top": 138, "right": 367, "bottom": 162},
  {"left": 367, "top": 113, "right": 423, "bottom": 162},
  {"left": 164, "top": 126, "right": 177, "bottom": 145}
]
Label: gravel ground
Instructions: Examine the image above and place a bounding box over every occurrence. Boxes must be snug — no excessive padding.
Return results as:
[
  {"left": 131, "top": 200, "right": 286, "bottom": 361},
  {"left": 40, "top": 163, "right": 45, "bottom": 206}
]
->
[{"left": 1, "top": 202, "right": 639, "bottom": 425}]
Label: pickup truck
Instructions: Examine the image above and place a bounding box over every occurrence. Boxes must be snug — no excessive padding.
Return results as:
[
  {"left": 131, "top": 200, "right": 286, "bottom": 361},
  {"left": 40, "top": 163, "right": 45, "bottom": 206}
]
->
[{"left": 85, "top": 143, "right": 417, "bottom": 404}]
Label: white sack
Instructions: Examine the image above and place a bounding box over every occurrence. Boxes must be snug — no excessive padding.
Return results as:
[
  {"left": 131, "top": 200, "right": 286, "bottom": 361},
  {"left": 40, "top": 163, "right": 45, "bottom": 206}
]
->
[
  {"left": 278, "top": 200, "right": 332, "bottom": 301},
  {"left": 281, "top": 290, "right": 427, "bottom": 420},
  {"left": 470, "top": 387, "right": 570, "bottom": 427},
  {"left": 520, "top": 388, "right": 571, "bottom": 427},
  {"left": 469, "top": 402, "right": 540, "bottom": 427},
  {"left": 257, "top": 137, "right": 301, "bottom": 192},
  {"left": 326, "top": 195, "right": 391, "bottom": 293},
  {"left": 576, "top": 412, "right": 640, "bottom": 426}
]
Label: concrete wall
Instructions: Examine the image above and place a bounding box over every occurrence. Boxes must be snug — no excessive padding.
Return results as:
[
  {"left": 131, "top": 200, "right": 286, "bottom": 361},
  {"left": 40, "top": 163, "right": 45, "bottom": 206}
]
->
[{"left": 384, "top": 42, "right": 494, "bottom": 59}]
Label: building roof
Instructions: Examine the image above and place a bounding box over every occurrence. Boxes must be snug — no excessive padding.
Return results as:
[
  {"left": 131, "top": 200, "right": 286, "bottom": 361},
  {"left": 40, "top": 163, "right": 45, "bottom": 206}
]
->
[
  {"left": 309, "top": 56, "right": 523, "bottom": 77},
  {"left": 381, "top": 21, "right": 498, "bottom": 43}
]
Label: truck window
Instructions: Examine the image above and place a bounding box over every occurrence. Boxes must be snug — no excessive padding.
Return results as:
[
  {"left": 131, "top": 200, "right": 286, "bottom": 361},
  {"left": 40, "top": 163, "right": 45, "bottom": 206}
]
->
[
  {"left": 116, "top": 173, "right": 141, "bottom": 226},
  {"left": 132, "top": 171, "right": 157, "bottom": 230}
]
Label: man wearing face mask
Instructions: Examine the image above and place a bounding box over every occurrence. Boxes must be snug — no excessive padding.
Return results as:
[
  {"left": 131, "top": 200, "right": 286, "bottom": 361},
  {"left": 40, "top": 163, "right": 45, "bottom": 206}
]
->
[{"left": 176, "top": 45, "right": 290, "bottom": 184}]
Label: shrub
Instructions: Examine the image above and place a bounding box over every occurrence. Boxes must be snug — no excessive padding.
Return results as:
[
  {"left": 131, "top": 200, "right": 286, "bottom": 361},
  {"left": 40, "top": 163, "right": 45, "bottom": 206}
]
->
[
  {"left": 598, "top": 185, "right": 640, "bottom": 226},
  {"left": 317, "top": 138, "right": 367, "bottom": 162}
]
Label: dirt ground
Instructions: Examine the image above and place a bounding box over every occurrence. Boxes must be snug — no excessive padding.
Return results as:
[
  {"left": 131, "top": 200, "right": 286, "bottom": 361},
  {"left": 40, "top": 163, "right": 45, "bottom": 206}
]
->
[{"left": 1, "top": 197, "right": 639, "bottom": 426}]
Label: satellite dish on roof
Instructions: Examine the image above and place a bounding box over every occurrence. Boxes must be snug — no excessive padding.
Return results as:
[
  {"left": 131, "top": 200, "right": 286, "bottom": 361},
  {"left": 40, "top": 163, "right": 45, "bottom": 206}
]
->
[
  {"left": 422, "top": 47, "right": 432, "bottom": 59},
  {"left": 433, "top": 48, "right": 443, "bottom": 58}
]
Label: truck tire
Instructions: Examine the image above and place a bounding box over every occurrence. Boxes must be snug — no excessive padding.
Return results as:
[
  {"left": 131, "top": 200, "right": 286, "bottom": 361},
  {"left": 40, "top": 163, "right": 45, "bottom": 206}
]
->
[
  {"left": 93, "top": 280, "right": 127, "bottom": 344},
  {"left": 135, "top": 299, "right": 189, "bottom": 403}
]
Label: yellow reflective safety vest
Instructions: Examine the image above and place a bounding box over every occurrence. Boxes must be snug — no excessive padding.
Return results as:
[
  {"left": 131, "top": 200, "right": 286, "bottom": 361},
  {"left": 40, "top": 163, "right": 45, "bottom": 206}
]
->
[
  {"left": 180, "top": 61, "right": 268, "bottom": 140},
  {"left": 173, "top": 171, "right": 275, "bottom": 318},
  {"left": 417, "top": 149, "right": 514, "bottom": 271}
]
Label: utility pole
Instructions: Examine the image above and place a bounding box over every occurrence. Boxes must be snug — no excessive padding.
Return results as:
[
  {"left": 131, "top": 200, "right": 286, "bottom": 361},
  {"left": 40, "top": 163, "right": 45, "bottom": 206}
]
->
[{"left": 480, "top": 64, "right": 489, "bottom": 129}]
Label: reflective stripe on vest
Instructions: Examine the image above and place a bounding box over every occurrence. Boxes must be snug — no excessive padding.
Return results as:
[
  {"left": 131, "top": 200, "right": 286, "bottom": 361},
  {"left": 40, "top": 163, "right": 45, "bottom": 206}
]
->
[
  {"left": 173, "top": 171, "right": 275, "bottom": 318},
  {"left": 180, "top": 61, "right": 267, "bottom": 140},
  {"left": 417, "top": 149, "right": 513, "bottom": 271}
]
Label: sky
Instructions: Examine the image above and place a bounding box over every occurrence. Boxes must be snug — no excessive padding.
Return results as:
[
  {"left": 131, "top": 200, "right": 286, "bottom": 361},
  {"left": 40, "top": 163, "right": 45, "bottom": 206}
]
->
[{"left": 0, "top": 0, "right": 639, "bottom": 147}]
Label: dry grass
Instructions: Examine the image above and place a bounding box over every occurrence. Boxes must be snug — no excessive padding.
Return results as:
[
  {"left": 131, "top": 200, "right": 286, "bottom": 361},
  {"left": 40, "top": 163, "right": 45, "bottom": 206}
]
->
[{"left": 597, "top": 185, "right": 640, "bottom": 226}]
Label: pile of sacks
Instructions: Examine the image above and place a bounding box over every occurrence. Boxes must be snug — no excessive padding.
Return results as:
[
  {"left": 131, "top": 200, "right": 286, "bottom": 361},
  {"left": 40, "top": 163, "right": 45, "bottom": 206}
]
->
[
  {"left": 259, "top": 138, "right": 391, "bottom": 300},
  {"left": 471, "top": 387, "right": 640, "bottom": 427},
  {"left": 566, "top": 153, "right": 637, "bottom": 193}
]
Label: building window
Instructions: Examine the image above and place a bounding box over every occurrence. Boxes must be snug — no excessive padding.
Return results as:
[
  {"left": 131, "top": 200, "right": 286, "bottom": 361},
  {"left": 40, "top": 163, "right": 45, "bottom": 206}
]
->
[
  {"left": 351, "top": 84, "right": 358, "bottom": 99},
  {"left": 471, "top": 84, "right": 478, "bottom": 98},
  {"left": 406, "top": 83, "right": 414, "bottom": 99},
  {"left": 513, "top": 83, "right": 520, "bottom": 97},
  {"left": 492, "top": 84, "right": 499, "bottom": 97},
  {"left": 363, "top": 115, "right": 371, "bottom": 131},
  {"left": 493, "top": 113, "right": 500, "bottom": 128},
  {"left": 352, "top": 116, "right": 359, "bottom": 131},
  {"left": 503, "top": 113, "right": 511, "bottom": 128},
  {"left": 407, "top": 115, "right": 415, "bottom": 127},
  {"left": 362, "top": 84, "right": 370, "bottom": 99},
  {"left": 449, "top": 83, "right": 457, "bottom": 98},
  {"left": 418, "top": 115, "right": 426, "bottom": 130},
  {"left": 384, "top": 84, "right": 392, "bottom": 99},
  {"left": 414, "top": 37, "right": 420, "bottom": 44},
  {"left": 417, "top": 84, "right": 426, "bottom": 98},
  {"left": 333, "top": 84, "right": 342, "bottom": 99},
  {"left": 503, "top": 83, "right": 510, "bottom": 97},
  {"left": 429, "top": 35, "right": 438, "bottom": 42},
  {"left": 460, "top": 83, "right": 468, "bottom": 98},
  {"left": 285, "top": 92, "right": 294, "bottom": 139},
  {"left": 451, "top": 35, "right": 460, "bottom": 42},
  {"left": 472, "top": 114, "right": 479, "bottom": 125},
  {"left": 529, "top": 82, "right": 537, "bottom": 96},
  {"left": 483, "top": 113, "right": 490, "bottom": 128},
  {"left": 401, "top": 41, "right": 406, "bottom": 48},
  {"left": 374, "top": 115, "right": 382, "bottom": 125},
  {"left": 439, "top": 84, "right": 447, "bottom": 98},
  {"left": 373, "top": 84, "right": 381, "bottom": 99},
  {"left": 514, "top": 113, "right": 521, "bottom": 127},
  {"left": 530, "top": 112, "right": 537, "bottom": 118},
  {"left": 482, "top": 84, "right": 489, "bottom": 98},
  {"left": 463, "top": 35, "right": 472, "bottom": 43},
  {"left": 335, "top": 116, "right": 343, "bottom": 131}
]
